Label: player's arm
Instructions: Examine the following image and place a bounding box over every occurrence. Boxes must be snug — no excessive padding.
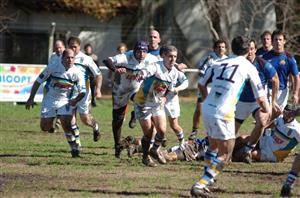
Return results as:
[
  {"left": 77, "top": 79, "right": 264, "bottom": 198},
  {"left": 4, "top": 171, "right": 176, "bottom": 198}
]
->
[
  {"left": 250, "top": 70, "right": 270, "bottom": 114},
  {"left": 87, "top": 57, "right": 102, "bottom": 98},
  {"left": 270, "top": 73, "right": 281, "bottom": 116},
  {"left": 25, "top": 67, "right": 51, "bottom": 109},
  {"left": 289, "top": 56, "right": 300, "bottom": 104},
  {"left": 197, "top": 66, "right": 213, "bottom": 102},
  {"left": 25, "top": 80, "right": 41, "bottom": 110},
  {"left": 173, "top": 72, "right": 188, "bottom": 93},
  {"left": 103, "top": 54, "right": 127, "bottom": 74},
  {"left": 290, "top": 74, "right": 299, "bottom": 104}
]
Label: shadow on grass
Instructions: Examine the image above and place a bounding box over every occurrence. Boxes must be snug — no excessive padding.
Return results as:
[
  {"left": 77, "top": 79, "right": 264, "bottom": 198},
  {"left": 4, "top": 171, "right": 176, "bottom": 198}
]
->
[
  {"left": 210, "top": 187, "right": 274, "bottom": 196},
  {"left": 68, "top": 188, "right": 190, "bottom": 197},
  {"left": 223, "top": 169, "right": 286, "bottom": 176}
]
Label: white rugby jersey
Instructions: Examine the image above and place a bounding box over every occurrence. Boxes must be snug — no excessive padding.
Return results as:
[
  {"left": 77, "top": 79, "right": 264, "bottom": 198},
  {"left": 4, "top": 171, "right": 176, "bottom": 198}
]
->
[
  {"left": 199, "top": 56, "right": 265, "bottom": 121},
  {"left": 74, "top": 51, "right": 101, "bottom": 81},
  {"left": 166, "top": 69, "right": 188, "bottom": 101},
  {"left": 36, "top": 62, "right": 86, "bottom": 105},
  {"left": 264, "top": 116, "right": 300, "bottom": 161},
  {"left": 109, "top": 50, "right": 158, "bottom": 95},
  {"left": 134, "top": 61, "right": 177, "bottom": 106}
]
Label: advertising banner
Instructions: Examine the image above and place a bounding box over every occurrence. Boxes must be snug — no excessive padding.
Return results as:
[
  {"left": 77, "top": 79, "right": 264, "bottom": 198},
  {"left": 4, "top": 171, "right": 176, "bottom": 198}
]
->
[{"left": 0, "top": 63, "right": 46, "bottom": 102}]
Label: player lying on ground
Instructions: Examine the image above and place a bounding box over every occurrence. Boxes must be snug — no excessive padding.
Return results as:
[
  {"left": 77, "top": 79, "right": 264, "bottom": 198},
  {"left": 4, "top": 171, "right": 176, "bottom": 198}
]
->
[{"left": 233, "top": 104, "right": 300, "bottom": 163}]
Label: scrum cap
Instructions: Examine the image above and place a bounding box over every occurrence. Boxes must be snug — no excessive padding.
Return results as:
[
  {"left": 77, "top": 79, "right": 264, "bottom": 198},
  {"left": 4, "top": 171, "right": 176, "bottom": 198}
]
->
[{"left": 134, "top": 41, "right": 148, "bottom": 53}]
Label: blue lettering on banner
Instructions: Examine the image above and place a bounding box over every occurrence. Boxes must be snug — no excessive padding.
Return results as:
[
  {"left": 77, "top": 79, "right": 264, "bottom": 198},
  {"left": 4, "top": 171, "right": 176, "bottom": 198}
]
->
[{"left": 0, "top": 74, "right": 31, "bottom": 83}]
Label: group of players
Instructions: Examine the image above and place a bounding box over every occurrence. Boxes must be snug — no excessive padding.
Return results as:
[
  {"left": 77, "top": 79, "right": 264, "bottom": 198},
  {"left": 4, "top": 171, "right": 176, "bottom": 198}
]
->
[{"left": 25, "top": 29, "right": 300, "bottom": 197}]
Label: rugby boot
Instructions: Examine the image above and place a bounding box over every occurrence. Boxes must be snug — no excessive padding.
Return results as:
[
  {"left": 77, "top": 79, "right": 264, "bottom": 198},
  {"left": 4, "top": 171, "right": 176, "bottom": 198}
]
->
[
  {"left": 280, "top": 184, "right": 292, "bottom": 197},
  {"left": 191, "top": 183, "right": 214, "bottom": 198},
  {"left": 93, "top": 122, "right": 100, "bottom": 142},
  {"left": 149, "top": 147, "right": 166, "bottom": 164},
  {"left": 142, "top": 156, "right": 157, "bottom": 167}
]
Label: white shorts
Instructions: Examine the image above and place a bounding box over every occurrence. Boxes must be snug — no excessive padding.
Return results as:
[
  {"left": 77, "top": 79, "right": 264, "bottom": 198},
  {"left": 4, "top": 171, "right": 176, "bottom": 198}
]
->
[
  {"left": 135, "top": 104, "right": 165, "bottom": 120},
  {"left": 268, "top": 88, "right": 288, "bottom": 110},
  {"left": 76, "top": 91, "right": 91, "bottom": 114},
  {"left": 259, "top": 135, "right": 277, "bottom": 162},
  {"left": 202, "top": 114, "right": 235, "bottom": 140},
  {"left": 165, "top": 95, "right": 180, "bottom": 118},
  {"left": 235, "top": 101, "right": 259, "bottom": 121},
  {"left": 41, "top": 97, "right": 73, "bottom": 118}
]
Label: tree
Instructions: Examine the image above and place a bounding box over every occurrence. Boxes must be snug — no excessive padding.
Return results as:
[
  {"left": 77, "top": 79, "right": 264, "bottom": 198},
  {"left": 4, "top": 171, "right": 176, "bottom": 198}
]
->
[{"left": 0, "top": 0, "right": 19, "bottom": 32}]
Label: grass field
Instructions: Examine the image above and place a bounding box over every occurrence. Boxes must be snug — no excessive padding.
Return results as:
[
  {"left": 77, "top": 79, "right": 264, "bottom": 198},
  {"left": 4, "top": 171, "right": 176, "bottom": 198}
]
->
[{"left": 0, "top": 97, "right": 299, "bottom": 197}]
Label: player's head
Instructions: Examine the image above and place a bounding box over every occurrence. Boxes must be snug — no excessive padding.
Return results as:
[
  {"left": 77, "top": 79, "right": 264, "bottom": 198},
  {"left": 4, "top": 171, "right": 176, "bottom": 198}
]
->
[
  {"left": 117, "top": 42, "right": 127, "bottom": 54},
  {"left": 133, "top": 40, "right": 148, "bottom": 61},
  {"left": 213, "top": 39, "right": 227, "bottom": 57},
  {"left": 62, "top": 49, "right": 75, "bottom": 69},
  {"left": 260, "top": 30, "right": 272, "bottom": 49},
  {"left": 272, "top": 29, "right": 286, "bottom": 52},
  {"left": 247, "top": 39, "right": 257, "bottom": 60},
  {"left": 68, "top": 36, "right": 81, "bottom": 55},
  {"left": 283, "top": 104, "right": 296, "bottom": 123},
  {"left": 149, "top": 29, "right": 161, "bottom": 50},
  {"left": 161, "top": 45, "right": 178, "bottom": 69},
  {"left": 84, "top": 43, "right": 93, "bottom": 55},
  {"left": 54, "top": 40, "right": 65, "bottom": 56},
  {"left": 231, "top": 36, "right": 250, "bottom": 56}
]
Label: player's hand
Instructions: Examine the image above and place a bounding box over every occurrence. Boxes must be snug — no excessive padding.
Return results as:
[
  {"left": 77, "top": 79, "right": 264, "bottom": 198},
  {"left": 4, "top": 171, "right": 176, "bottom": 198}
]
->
[
  {"left": 95, "top": 89, "right": 102, "bottom": 99},
  {"left": 176, "top": 63, "right": 188, "bottom": 71},
  {"left": 290, "top": 94, "right": 299, "bottom": 105},
  {"left": 25, "top": 99, "right": 34, "bottom": 110},
  {"left": 271, "top": 101, "right": 282, "bottom": 118},
  {"left": 115, "top": 68, "right": 126, "bottom": 74},
  {"left": 160, "top": 97, "right": 167, "bottom": 107}
]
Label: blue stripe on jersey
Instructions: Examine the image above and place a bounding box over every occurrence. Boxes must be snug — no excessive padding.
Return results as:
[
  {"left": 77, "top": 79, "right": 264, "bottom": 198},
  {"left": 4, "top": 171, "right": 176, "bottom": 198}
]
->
[
  {"left": 143, "top": 75, "right": 156, "bottom": 97},
  {"left": 282, "top": 138, "right": 298, "bottom": 150},
  {"left": 74, "top": 63, "right": 90, "bottom": 80}
]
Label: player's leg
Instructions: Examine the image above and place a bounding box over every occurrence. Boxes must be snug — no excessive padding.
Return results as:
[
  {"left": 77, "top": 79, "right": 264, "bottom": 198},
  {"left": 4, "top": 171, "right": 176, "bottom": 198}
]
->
[
  {"left": 168, "top": 117, "right": 185, "bottom": 147},
  {"left": 40, "top": 101, "right": 57, "bottom": 133},
  {"left": 238, "top": 108, "right": 270, "bottom": 163},
  {"left": 79, "top": 113, "right": 100, "bottom": 141},
  {"left": 281, "top": 153, "right": 300, "bottom": 197},
  {"left": 112, "top": 105, "right": 127, "bottom": 158},
  {"left": 189, "top": 99, "right": 202, "bottom": 140},
  {"left": 191, "top": 116, "right": 235, "bottom": 197},
  {"left": 139, "top": 118, "right": 157, "bottom": 167},
  {"left": 150, "top": 110, "right": 167, "bottom": 164},
  {"left": 60, "top": 114, "right": 81, "bottom": 157}
]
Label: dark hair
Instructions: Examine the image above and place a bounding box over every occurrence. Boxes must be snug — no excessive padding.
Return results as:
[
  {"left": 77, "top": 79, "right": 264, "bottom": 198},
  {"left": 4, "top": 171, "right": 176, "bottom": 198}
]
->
[
  {"left": 231, "top": 36, "right": 249, "bottom": 55},
  {"left": 117, "top": 42, "right": 127, "bottom": 51},
  {"left": 67, "top": 36, "right": 81, "bottom": 46},
  {"left": 284, "top": 104, "right": 296, "bottom": 112},
  {"left": 272, "top": 29, "right": 286, "bottom": 40},
  {"left": 213, "top": 39, "right": 227, "bottom": 49},
  {"left": 260, "top": 30, "right": 272, "bottom": 39},
  {"left": 249, "top": 39, "right": 257, "bottom": 49},
  {"left": 84, "top": 43, "right": 92, "bottom": 50},
  {"left": 133, "top": 41, "right": 148, "bottom": 53},
  {"left": 159, "top": 45, "right": 177, "bottom": 56}
]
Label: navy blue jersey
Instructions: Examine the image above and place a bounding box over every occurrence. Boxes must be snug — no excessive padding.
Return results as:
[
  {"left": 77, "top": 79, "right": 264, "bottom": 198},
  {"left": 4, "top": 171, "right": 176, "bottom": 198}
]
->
[
  {"left": 256, "top": 47, "right": 270, "bottom": 58},
  {"left": 148, "top": 48, "right": 160, "bottom": 58},
  {"left": 263, "top": 50, "right": 298, "bottom": 90},
  {"left": 239, "top": 57, "right": 276, "bottom": 102}
]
